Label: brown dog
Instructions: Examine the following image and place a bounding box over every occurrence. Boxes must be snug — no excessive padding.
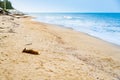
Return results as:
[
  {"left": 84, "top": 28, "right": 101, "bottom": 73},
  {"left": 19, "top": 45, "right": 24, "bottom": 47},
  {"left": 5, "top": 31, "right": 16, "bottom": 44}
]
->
[{"left": 22, "top": 48, "right": 39, "bottom": 55}]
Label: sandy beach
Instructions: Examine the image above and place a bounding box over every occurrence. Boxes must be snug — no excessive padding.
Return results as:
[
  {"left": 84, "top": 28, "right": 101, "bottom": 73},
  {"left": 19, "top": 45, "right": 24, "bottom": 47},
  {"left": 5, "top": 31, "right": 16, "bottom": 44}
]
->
[{"left": 0, "top": 15, "right": 120, "bottom": 80}]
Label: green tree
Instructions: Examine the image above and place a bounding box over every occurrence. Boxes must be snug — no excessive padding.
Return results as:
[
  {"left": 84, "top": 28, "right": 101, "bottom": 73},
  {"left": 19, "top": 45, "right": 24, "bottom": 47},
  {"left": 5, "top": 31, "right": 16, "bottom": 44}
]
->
[{"left": 0, "top": 0, "right": 13, "bottom": 10}]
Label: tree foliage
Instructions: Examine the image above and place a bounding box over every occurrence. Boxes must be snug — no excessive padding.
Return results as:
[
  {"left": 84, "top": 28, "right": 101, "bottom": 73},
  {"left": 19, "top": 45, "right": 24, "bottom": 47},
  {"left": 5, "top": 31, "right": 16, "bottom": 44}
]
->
[{"left": 0, "top": 0, "right": 14, "bottom": 9}]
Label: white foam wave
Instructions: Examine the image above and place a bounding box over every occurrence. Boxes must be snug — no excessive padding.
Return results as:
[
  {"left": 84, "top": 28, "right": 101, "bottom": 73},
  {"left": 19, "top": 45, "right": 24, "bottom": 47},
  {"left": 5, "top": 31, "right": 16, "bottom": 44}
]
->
[{"left": 63, "top": 16, "right": 73, "bottom": 19}]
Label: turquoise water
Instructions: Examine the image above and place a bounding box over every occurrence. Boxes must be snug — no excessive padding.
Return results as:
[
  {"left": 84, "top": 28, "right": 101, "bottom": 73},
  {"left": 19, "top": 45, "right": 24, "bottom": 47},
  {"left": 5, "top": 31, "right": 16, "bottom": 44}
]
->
[{"left": 29, "top": 13, "right": 120, "bottom": 46}]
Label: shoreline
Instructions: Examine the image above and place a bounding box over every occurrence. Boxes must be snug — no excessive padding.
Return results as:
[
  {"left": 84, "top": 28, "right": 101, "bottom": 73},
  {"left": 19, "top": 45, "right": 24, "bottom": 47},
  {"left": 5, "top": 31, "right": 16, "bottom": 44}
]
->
[
  {"left": 0, "top": 15, "right": 120, "bottom": 80},
  {"left": 31, "top": 16, "right": 120, "bottom": 48},
  {"left": 31, "top": 15, "right": 120, "bottom": 48}
]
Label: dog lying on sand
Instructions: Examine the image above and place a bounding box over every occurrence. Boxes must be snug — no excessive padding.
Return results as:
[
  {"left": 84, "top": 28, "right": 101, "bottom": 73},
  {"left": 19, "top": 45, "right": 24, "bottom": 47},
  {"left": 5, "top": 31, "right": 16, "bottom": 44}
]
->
[{"left": 22, "top": 48, "right": 39, "bottom": 55}]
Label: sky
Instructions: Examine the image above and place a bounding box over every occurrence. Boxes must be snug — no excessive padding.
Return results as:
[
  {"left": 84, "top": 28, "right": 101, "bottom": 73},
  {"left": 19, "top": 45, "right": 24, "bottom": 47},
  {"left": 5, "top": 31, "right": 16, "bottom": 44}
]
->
[{"left": 9, "top": 0, "right": 120, "bottom": 13}]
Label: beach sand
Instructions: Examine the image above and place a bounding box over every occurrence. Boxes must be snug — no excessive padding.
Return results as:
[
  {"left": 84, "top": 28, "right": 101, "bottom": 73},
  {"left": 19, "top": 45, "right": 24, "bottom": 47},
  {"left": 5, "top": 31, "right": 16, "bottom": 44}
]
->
[{"left": 0, "top": 15, "right": 120, "bottom": 80}]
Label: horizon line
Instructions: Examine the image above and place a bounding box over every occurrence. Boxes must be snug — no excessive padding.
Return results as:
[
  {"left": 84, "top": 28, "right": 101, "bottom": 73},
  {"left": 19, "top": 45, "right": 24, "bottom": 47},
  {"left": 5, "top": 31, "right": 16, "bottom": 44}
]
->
[{"left": 25, "top": 12, "right": 120, "bottom": 13}]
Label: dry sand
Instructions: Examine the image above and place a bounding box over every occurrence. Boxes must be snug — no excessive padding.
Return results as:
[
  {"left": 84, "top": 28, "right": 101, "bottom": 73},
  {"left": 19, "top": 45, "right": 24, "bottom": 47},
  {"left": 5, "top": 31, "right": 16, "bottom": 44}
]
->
[{"left": 0, "top": 15, "right": 120, "bottom": 80}]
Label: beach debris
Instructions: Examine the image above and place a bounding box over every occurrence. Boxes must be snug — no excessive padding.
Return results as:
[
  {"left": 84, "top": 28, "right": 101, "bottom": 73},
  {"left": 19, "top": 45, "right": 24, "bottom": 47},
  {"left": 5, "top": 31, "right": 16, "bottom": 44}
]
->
[
  {"left": 0, "top": 27, "right": 4, "bottom": 29},
  {"left": 2, "top": 23, "right": 4, "bottom": 25},
  {"left": 10, "top": 18, "right": 14, "bottom": 20},
  {"left": 22, "top": 48, "right": 39, "bottom": 55},
  {"left": 26, "top": 43, "right": 32, "bottom": 45},
  {"left": 8, "top": 29, "right": 15, "bottom": 33}
]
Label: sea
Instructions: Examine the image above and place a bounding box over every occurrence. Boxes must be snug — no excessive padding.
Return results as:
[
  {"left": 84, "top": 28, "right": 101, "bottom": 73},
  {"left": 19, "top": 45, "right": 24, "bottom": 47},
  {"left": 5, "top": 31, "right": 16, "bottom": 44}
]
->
[{"left": 28, "top": 13, "right": 120, "bottom": 46}]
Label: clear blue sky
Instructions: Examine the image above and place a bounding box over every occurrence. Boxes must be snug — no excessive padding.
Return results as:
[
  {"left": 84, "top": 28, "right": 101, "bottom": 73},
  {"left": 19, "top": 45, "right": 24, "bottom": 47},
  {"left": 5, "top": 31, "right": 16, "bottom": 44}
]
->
[{"left": 10, "top": 0, "right": 120, "bottom": 12}]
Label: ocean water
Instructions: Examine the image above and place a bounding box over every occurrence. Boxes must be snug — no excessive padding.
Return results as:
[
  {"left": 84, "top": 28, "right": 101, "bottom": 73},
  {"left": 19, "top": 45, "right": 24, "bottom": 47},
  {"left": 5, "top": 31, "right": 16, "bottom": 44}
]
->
[{"left": 29, "top": 13, "right": 120, "bottom": 46}]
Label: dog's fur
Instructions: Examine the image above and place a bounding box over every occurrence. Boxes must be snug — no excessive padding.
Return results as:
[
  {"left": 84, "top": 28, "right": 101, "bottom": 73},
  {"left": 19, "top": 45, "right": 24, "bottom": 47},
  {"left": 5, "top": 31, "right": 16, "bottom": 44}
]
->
[{"left": 22, "top": 48, "right": 39, "bottom": 55}]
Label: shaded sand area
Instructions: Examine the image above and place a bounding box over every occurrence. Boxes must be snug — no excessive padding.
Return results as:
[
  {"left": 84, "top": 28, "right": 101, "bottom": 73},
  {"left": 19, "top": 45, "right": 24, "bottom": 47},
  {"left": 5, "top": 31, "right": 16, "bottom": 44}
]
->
[{"left": 0, "top": 15, "right": 120, "bottom": 80}]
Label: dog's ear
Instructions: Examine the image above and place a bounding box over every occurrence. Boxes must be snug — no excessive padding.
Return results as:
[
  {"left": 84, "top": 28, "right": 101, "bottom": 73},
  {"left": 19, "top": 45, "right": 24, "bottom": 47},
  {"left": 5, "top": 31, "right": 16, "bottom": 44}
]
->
[{"left": 22, "top": 48, "right": 26, "bottom": 52}]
